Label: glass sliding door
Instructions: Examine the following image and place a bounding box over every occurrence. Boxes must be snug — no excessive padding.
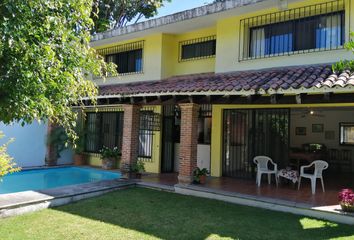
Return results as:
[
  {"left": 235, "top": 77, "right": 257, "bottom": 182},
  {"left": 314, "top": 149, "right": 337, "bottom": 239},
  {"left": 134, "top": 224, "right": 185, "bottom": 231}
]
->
[{"left": 222, "top": 109, "right": 289, "bottom": 178}]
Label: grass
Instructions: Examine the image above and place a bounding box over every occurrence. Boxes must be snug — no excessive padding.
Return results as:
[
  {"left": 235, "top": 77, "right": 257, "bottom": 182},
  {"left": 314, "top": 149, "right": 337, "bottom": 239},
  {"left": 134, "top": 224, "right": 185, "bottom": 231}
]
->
[{"left": 0, "top": 188, "right": 354, "bottom": 240}]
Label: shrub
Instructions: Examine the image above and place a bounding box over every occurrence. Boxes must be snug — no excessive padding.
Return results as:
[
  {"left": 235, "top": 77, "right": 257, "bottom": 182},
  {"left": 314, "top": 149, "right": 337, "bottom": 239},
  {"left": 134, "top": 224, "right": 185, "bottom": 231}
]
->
[
  {"left": 0, "top": 131, "right": 20, "bottom": 179},
  {"left": 338, "top": 189, "right": 354, "bottom": 206},
  {"left": 99, "top": 146, "right": 120, "bottom": 159}
]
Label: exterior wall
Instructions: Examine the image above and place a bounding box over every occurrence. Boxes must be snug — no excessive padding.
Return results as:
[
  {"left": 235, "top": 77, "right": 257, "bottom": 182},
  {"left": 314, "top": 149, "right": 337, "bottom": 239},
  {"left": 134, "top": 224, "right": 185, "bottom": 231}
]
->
[
  {"left": 93, "top": 34, "right": 164, "bottom": 86},
  {"left": 84, "top": 105, "right": 162, "bottom": 174},
  {"left": 0, "top": 122, "right": 47, "bottom": 168},
  {"left": 93, "top": 28, "right": 217, "bottom": 85},
  {"left": 92, "top": 0, "right": 354, "bottom": 83},
  {"left": 161, "top": 27, "right": 216, "bottom": 78},
  {"left": 215, "top": 0, "right": 354, "bottom": 73},
  {"left": 210, "top": 103, "right": 354, "bottom": 177}
]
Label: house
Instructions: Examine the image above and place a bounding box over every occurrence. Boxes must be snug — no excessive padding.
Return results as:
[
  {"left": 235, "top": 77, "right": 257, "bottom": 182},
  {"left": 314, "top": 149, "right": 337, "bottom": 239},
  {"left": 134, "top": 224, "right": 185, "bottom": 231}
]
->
[{"left": 85, "top": 0, "right": 354, "bottom": 188}]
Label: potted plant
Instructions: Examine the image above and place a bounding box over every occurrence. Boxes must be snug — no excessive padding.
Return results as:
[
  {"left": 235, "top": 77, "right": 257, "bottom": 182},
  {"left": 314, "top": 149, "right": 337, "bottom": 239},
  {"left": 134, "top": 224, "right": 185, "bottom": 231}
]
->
[
  {"left": 130, "top": 160, "right": 145, "bottom": 179},
  {"left": 73, "top": 144, "right": 86, "bottom": 166},
  {"left": 339, "top": 188, "right": 354, "bottom": 212},
  {"left": 72, "top": 128, "right": 86, "bottom": 165},
  {"left": 193, "top": 167, "right": 209, "bottom": 184},
  {"left": 99, "top": 146, "right": 120, "bottom": 170}
]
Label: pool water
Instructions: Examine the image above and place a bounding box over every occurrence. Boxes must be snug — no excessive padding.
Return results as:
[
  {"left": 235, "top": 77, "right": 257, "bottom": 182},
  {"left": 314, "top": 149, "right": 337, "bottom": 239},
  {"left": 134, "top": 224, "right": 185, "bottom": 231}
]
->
[{"left": 0, "top": 167, "right": 121, "bottom": 194}]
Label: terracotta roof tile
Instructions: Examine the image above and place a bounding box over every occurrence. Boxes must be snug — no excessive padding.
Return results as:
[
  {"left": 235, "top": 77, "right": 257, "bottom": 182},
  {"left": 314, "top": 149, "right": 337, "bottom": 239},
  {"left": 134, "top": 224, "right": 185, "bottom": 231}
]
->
[{"left": 99, "top": 64, "right": 354, "bottom": 96}]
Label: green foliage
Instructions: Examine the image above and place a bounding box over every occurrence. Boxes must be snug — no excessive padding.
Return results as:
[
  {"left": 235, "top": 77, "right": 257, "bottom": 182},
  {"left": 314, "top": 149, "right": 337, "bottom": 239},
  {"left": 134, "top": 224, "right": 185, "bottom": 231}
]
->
[
  {"left": 72, "top": 112, "right": 86, "bottom": 154},
  {"left": 0, "top": 0, "right": 117, "bottom": 141},
  {"left": 130, "top": 160, "right": 145, "bottom": 173},
  {"left": 0, "top": 132, "right": 20, "bottom": 179},
  {"left": 46, "top": 127, "right": 69, "bottom": 159},
  {"left": 333, "top": 32, "right": 354, "bottom": 72},
  {"left": 193, "top": 167, "right": 209, "bottom": 182},
  {"left": 99, "top": 146, "right": 120, "bottom": 159},
  {"left": 91, "top": 0, "right": 171, "bottom": 33}
]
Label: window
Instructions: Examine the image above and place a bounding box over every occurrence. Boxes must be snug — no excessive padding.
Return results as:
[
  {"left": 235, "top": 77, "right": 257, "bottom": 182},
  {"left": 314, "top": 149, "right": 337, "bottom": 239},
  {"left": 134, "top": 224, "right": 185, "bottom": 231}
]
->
[
  {"left": 239, "top": 0, "right": 346, "bottom": 60},
  {"left": 198, "top": 117, "right": 212, "bottom": 144},
  {"left": 198, "top": 104, "right": 212, "bottom": 144},
  {"left": 106, "top": 49, "right": 143, "bottom": 74},
  {"left": 340, "top": 123, "right": 354, "bottom": 145},
  {"left": 139, "top": 110, "right": 160, "bottom": 159},
  {"left": 249, "top": 11, "right": 344, "bottom": 58},
  {"left": 180, "top": 36, "right": 216, "bottom": 61},
  {"left": 85, "top": 112, "right": 124, "bottom": 153}
]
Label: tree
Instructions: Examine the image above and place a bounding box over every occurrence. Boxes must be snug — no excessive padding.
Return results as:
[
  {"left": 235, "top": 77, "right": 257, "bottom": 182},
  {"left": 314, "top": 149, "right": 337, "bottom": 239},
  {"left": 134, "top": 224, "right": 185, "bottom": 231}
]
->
[
  {"left": 333, "top": 32, "right": 354, "bottom": 72},
  {"left": 0, "top": 0, "right": 117, "bottom": 140},
  {"left": 0, "top": 132, "right": 20, "bottom": 179},
  {"left": 91, "top": 0, "right": 170, "bottom": 33}
]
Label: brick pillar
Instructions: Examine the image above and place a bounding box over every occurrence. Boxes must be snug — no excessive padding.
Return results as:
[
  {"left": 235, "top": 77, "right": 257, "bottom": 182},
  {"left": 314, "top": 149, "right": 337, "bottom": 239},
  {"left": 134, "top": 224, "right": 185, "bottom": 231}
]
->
[
  {"left": 120, "top": 104, "right": 141, "bottom": 174},
  {"left": 178, "top": 103, "right": 199, "bottom": 184},
  {"left": 45, "top": 121, "right": 58, "bottom": 166}
]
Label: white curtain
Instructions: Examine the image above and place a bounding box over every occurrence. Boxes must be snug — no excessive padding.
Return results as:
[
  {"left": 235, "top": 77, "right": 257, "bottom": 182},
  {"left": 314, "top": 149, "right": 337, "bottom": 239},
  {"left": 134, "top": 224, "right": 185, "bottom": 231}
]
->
[
  {"left": 317, "top": 14, "right": 343, "bottom": 49},
  {"left": 139, "top": 131, "right": 152, "bottom": 157},
  {"left": 250, "top": 28, "right": 265, "bottom": 58}
]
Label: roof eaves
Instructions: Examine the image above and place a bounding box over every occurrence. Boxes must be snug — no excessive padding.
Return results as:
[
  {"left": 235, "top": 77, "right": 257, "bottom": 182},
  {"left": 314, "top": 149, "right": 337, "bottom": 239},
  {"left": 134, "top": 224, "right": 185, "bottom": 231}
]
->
[{"left": 91, "top": 0, "right": 267, "bottom": 42}]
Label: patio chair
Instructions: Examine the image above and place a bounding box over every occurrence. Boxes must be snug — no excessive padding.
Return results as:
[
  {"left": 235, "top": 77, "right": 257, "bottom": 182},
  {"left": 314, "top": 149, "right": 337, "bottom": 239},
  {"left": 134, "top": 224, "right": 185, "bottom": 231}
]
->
[
  {"left": 253, "top": 156, "right": 278, "bottom": 187},
  {"left": 298, "top": 160, "right": 329, "bottom": 195}
]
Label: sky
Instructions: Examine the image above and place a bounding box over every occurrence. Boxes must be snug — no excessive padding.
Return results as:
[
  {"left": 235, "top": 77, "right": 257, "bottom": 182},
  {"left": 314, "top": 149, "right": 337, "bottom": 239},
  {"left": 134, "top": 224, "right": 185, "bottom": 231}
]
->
[{"left": 154, "top": 0, "right": 215, "bottom": 18}]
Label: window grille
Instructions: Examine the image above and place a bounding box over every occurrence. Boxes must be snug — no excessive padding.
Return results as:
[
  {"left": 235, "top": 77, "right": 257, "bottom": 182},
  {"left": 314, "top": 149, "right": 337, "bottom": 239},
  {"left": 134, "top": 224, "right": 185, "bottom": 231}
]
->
[
  {"left": 239, "top": 0, "right": 346, "bottom": 61},
  {"left": 179, "top": 35, "right": 216, "bottom": 61},
  {"left": 97, "top": 41, "right": 144, "bottom": 56},
  {"left": 138, "top": 109, "right": 160, "bottom": 160},
  {"left": 97, "top": 41, "right": 144, "bottom": 75},
  {"left": 198, "top": 105, "right": 212, "bottom": 144},
  {"left": 84, "top": 112, "right": 124, "bottom": 153}
]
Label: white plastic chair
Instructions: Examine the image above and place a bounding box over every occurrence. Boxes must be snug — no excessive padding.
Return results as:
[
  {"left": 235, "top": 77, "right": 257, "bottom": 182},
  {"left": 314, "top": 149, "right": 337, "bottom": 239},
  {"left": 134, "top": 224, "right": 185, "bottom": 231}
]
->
[
  {"left": 253, "top": 156, "right": 278, "bottom": 187},
  {"left": 298, "top": 160, "right": 329, "bottom": 195}
]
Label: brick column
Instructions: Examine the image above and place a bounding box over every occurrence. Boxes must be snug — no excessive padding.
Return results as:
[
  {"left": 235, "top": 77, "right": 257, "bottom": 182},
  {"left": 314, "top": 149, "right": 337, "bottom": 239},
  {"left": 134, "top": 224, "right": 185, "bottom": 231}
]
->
[
  {"left": 178, "top": 103, "right": 199, "bottom": 184},
  {"left": 120, "top": 104, "right": 141, "bottom": 174}
]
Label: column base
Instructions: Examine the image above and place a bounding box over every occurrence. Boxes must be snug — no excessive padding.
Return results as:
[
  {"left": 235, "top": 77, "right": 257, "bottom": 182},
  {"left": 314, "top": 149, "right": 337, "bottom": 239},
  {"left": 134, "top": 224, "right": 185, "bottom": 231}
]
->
[{"left": 178, "top": 175, "right": 193, "bottom": 184}]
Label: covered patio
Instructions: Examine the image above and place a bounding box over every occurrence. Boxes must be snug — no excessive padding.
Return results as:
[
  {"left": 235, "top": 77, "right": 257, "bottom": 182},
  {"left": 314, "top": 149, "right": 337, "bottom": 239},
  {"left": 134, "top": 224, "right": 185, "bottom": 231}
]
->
[{"left": 141, "top": 172, "right": 354, "bottom": 208}]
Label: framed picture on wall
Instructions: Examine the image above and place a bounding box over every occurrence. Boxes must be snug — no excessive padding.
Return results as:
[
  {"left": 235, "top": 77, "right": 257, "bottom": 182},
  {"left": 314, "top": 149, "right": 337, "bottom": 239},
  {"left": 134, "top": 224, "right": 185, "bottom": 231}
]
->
[
  {"left": 295, "top": 127, "right": 306, "bottom": 136},
  {"left": 312, "top": 124, "right": 324, "bottom": 133}
]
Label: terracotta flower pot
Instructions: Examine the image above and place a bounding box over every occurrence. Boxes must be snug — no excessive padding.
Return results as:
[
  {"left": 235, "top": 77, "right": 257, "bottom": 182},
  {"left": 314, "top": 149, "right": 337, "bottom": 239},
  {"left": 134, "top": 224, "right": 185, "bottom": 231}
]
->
[
  {"left": 340, "top": 203, "right": 354, "bottom": 213},
  {"left": 102, "top": 157, "right": 116, "bottom": 170},
  {"left": 74, "top": 154, "right": 86, "bottom": 166},
  {"left": 199, "top": 175, "right": 207, "bottom": 184}
]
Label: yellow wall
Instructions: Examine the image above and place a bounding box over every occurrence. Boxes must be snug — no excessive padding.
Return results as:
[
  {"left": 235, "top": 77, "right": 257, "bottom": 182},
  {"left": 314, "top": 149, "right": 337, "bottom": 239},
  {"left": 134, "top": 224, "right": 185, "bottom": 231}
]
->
[
  {"left": 92, "top": 0, "right": 353, "bottom": 83},
  {"left": 215, "top": 0, "right": 354, "bottom": 73},
  {"left": 84, "top": 105, "right": 162, "bottom": 174},
  {"left": 93, "top": 27, "right": 217, "bottom": 84},
  {"left": 161, "top": 27, "right": 216, "bottom": 78},
  {"left": 210, "top": 102, "right": 354, "bottom": 177},
  {"left": 93, "top": 34, "right": 164, "bottom": 86}
]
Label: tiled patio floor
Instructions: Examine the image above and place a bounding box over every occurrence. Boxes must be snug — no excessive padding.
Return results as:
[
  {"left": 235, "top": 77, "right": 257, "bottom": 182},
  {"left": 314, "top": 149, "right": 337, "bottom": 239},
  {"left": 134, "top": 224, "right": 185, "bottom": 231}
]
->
[{"left": 141, "top": 172, "right": 354, "bottom": 208}]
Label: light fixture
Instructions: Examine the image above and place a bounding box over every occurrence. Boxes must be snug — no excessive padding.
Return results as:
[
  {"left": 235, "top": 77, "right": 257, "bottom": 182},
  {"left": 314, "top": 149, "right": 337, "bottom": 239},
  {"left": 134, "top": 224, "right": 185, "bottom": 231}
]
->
[
  {"left": 310, "top": 110, "right": 315, "bottom": 115},
  {"left": 277, "top": 0, "right": 288, "bottom": 11}
]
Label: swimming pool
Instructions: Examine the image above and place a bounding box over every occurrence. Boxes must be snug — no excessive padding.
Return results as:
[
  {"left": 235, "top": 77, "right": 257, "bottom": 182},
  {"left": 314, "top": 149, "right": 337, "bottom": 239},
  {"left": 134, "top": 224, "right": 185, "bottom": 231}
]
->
[{"left": 0, "top": 167, "right": 121, "bottom": 194}]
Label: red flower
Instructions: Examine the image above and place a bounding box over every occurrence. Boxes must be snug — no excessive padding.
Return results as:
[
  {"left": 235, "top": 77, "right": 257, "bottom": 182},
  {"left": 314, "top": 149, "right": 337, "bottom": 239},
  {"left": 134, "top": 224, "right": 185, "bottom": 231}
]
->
[{"left": 339, "top": 189, "right": 354, "bottom": 205}]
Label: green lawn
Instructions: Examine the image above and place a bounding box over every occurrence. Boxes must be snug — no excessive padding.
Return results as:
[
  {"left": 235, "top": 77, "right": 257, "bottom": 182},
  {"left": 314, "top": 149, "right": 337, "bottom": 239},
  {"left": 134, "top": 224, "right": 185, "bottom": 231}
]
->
[{"left": 1, "top": 188, "right": 353, "bottom": 240}]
